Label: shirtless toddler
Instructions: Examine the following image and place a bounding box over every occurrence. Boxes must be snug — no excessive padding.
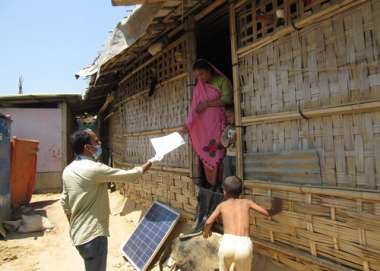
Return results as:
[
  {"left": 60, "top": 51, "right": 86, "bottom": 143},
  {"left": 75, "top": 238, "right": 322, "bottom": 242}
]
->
[{"left": 203, "top": 176, "right": 282, "bottom": 271}]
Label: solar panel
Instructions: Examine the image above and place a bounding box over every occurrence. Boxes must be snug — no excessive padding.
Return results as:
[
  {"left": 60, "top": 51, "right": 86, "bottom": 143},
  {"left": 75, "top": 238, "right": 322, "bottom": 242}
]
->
[{"left": 121, "top": 201, "right": 180, "bottom": 271}]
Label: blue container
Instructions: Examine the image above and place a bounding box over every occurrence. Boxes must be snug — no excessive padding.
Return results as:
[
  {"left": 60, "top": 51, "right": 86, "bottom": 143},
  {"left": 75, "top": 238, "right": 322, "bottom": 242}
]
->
[{"left": 0, "top": 113, "right": 11, "bottom": 226}]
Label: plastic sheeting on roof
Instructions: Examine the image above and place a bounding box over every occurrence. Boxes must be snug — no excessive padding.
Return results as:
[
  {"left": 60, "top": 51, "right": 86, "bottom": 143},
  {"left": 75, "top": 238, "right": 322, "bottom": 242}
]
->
[{"left": 76, "top": 3, "right": 162, "bottom": 79}]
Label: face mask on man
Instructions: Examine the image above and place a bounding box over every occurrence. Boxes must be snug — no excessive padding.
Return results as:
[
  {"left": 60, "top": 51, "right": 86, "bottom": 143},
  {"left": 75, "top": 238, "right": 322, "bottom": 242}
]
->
[{"left": 94, "top": 144, "right": 102, "bottom": 160}]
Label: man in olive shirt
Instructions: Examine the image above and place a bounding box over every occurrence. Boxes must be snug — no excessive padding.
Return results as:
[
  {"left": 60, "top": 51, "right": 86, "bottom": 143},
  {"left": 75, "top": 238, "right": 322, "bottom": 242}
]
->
[{"left": 61, "top": 129, "right": 153, "bottom": 271}]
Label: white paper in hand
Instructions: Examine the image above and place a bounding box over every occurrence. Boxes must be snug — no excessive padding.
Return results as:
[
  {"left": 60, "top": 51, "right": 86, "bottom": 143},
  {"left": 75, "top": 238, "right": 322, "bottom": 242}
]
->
[{"left": 150, "top": 132, "right": 185, "bottom": 158}]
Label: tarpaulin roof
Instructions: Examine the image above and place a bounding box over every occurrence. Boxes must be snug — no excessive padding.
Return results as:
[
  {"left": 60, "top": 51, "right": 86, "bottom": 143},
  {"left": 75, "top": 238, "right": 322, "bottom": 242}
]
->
[{"left": 76, "top": 3, "right": 163, "bottom": 79}]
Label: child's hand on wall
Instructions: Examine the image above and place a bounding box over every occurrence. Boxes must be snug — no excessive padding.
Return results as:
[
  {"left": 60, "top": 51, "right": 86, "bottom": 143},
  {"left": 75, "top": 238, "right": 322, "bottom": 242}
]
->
[{"left": 268, "top": 197, "right": 282, "bottom": 217}]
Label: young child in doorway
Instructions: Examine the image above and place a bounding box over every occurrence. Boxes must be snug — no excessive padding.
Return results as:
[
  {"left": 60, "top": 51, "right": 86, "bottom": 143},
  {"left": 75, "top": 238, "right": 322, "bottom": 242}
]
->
[
  {"left": 221, "top": 106, "right": 236, "bottom": 181},
  {"left": 203, "top": 176, "right": 282, "bottom": 271}
]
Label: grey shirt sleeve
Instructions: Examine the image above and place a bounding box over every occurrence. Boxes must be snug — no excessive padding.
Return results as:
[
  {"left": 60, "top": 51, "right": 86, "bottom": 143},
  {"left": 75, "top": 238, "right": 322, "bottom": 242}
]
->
[{"left": 94, "top": 162, "right": 143, "bottom": 183}]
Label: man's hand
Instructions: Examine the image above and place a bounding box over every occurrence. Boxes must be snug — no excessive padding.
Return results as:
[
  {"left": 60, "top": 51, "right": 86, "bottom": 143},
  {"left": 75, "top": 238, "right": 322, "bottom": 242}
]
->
[
  {"left": 148, "top": 155, "right": 163, "bottom": 164},
  {"left": 141, "top": 161, "right": 152, "bottom": 173},
  {"left": 268, "top": 198, "right": 282, "bottom": 217},
  {"left": 196, "top": 101, "right": 208, "bottom": 113},
  {"left": 179, "top": 124, "right": 188, "bottom": 135}
]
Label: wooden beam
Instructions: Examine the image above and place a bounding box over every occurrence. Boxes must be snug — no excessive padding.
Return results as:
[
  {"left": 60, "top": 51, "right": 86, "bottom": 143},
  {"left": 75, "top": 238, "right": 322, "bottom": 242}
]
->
[
  {"left": 194, "top": 0, "right": 226, "bottom": 22},
  {"left": 114, "top": 160, "right": 190, "bottom": 175},
  {"left": 244, "top": 180, "right": 380, "bottom": 202},
  {"left": 124, "top": 126, "right": 181, "bottom": 137},
  {"left": 111, "top": 0, "right": 169, "bottom": 6},
  {"left": 229, "top": 2, "right": 244, "bottom": 179},
  {"left": 242, "top": 100, "right": 380, "bottom": 126}
]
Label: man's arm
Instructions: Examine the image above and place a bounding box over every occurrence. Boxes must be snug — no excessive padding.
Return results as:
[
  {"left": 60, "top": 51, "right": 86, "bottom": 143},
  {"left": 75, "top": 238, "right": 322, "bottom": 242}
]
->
[
  {"left": 203, "top": 204, "right": 222, "bottom": 238},
  {"left": 95, "top": 161, "right": 152, "bottom": 183},
  {"left": 60, "top": 185, "right": 71, "bottom": 222}
]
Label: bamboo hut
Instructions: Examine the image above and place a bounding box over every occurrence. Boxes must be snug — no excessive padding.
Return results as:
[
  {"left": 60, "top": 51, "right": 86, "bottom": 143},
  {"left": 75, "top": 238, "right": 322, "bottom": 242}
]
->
[{"left": 79, "top": 0, "right": 380, "bottom": 270}]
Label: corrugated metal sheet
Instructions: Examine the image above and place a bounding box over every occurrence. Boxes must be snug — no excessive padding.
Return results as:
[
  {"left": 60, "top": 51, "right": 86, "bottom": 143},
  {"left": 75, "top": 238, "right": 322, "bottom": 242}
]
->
[{"left": 0, "top": 113, "right": 11, "bottom": 234}]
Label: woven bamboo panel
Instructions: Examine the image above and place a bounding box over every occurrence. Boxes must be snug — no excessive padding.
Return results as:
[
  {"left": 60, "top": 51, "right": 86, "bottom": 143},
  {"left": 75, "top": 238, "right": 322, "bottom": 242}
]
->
[
  {"left": 244, "top": 111, "right": 380, "bottom": 189},
  {"left": 109, "top": 109, "right": 125, "bottom": 163},
  {"left": 245, "top": 183, "right": 380, "bottom": 271},
  {"left": 122, "top": 77, "right": 188, "bottom": 133},
  {"left": 235, "top": 0, "right": 344, "bottom": 49},
  {"left": 239, "top": 0, "right": 380, "bottom": 116},
  {"left": 254, "top": 244, "right": 334, "bottom": 271},
  {"left": 124, "top": 134, "right": 189, "bottom": 169},
  {"left": 244, "top": 150, "right": 322, "bottom": 184},
  {"left": 117, "top": 170, "right": 197, "bottom": 221},
  {"left": 119, "top": 38, "right": 187, "bottom": 98},
  {"left": 236, "top": 0, "right": 286, "bottom": 48}
]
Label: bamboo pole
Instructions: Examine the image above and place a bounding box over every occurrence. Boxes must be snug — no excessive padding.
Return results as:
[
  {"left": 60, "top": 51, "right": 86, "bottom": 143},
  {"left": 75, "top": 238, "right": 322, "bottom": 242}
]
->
[
  {"left": 242, "top": 100, "right": 380, "bottom": 126},
  {"left": 194, "top": 0, "right": 226, "bottom": 21},
  {"left": 123, "top": 126, "right": 181, "bottom": 137},
  {"left": 252, "top": 238, "right": 356, "bottom": 271},
  {"left": 184, "top": 16, "right": 198, "bottom": 180},
  {"left": 229, "top": 2, "right": 244, "bottom": 179},
  {"left": 237, "top": 0, "right": 368, "bottom": 57},
  {"left": 244, "top": 180, "right": 380, "bottom": 202}
]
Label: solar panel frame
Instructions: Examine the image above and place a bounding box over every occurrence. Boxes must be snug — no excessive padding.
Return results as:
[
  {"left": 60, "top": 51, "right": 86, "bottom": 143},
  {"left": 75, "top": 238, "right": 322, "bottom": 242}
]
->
[{"left": 120, "top": 201, "right": 180, "bottom": 271}]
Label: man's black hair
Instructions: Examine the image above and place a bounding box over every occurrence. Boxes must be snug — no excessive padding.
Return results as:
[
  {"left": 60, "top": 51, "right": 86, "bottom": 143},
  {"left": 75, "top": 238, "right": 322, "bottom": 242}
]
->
[
  {"left": 192, "top": 59, "right": 215, "bottom": 74},
  {"left": 223, "top": 176, "right": 243, "bottom": 198},
  {"left": 70, "top": 129, "right": 91, "bottom": 155}
]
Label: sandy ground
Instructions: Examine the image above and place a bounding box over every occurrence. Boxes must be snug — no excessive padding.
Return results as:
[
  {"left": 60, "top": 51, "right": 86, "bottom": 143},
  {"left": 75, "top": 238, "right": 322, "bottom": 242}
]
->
[
  {"left": 0, "top": 192, "right": 176, "bottom": 271},
  {"left": 0, "top": 192, "right": 288, "bottom": 271}
]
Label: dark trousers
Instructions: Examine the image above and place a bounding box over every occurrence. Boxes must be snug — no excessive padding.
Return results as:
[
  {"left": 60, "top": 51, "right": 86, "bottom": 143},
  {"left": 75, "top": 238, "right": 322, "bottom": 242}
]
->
[
  {"left": 223, "top": 155, "right": 236, "bottom": 181},
  {"left": 76, "top": 236, "right": 108, "bottom": 271}
]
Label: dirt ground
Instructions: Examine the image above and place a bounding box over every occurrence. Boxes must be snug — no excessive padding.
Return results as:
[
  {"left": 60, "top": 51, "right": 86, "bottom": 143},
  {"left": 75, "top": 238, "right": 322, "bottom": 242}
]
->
[
  {"left": 0, "top": 192, "right": 172, "bottom": 271},
  {"left": 0, "top": 192, "right": 288, "bottom": 271}
]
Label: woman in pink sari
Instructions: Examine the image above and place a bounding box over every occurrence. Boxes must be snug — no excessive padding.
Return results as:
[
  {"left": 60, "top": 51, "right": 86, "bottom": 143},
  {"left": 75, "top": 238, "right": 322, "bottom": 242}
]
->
[{"left": 181, "top": 59, "right": 233, "bottom": 187}]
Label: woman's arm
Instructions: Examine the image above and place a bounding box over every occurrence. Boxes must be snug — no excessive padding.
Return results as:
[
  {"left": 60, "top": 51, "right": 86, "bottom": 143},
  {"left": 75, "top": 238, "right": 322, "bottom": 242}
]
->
[{"left": 196, "top": 98, "right": 224, "bottom": 113}]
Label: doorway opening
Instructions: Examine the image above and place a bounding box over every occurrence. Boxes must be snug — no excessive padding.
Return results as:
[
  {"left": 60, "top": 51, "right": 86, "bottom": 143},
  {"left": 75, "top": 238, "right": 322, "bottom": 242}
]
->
[
  {"left": 195, "top": 4, "right": 232, "bottom": 81},
  {"left": 194, "top": 5, "right": 233, "bottom": 191}
]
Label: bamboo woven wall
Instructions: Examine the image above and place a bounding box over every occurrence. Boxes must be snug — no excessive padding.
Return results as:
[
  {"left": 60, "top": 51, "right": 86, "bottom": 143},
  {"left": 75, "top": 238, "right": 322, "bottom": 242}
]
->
[
  {"left": 244, "top": 111, "right": 380, "bottom": 189},
  {"left": 122, "top": 76, "right": 188, "bottom": 133},
  {"left": 116, "top": 167, "right": 197, "bottom": 222},
  {"left": 238, "top": 0, "right": 380, "bottom": 116},
  {"left": 109, "top": 110, "right": 124, "bottom": 163},
  {"left": 119, "top": 37, "right": 187, "bottom": 98},
  {"left": 236, "top": 0, "right": 345, "bottom": 49},
  {"left": 230, "top": 0, "right": 380, "bottom": 270},
  {"left": 124, "top": 135, "right": 189, "bottom": 168},
  {"left": 238, "top": 0, "right": 380, "bottom": 191},
  {"left": 244, "top": 182, "right": 380, "bottom": 271},
  {"left": 109, "top": 35, "right": 191, "bottom": 169},
  {"left": 117, "top": 76, "right": 189, "bottom": 168}
]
